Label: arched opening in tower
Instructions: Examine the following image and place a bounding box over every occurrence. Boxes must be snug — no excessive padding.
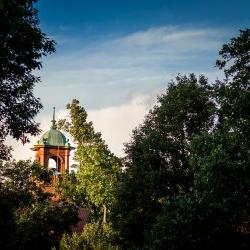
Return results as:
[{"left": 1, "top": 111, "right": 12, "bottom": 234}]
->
[{"left": 48, "top": 156, "right": 62, "bottom": 174}]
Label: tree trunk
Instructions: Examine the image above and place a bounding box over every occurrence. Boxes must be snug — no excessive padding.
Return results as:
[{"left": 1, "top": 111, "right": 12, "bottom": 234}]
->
[{"left": 103, "top": 204, "right": 107, "bottom": 224}]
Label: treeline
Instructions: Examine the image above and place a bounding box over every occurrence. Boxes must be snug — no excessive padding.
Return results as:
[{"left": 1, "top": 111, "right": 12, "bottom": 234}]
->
[
  {"left": 0, "top": 1, "right": 249, "bottom": 249},
  {"left": 111, "top": 28, "right": 250, "bottom": 249}
]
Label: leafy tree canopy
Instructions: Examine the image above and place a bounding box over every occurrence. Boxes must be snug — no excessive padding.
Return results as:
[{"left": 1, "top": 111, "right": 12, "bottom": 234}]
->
[
  {"left": 145, "top": 29, "right": 250, "bottom": 250},
  {"left": 112, "top": 74, "right": 215, "bottom": 247},
  {"left": 0, "top": 160, "right": 77, "bottom": 250},
  {"left": 0, "top": 0, "right": 55, "bottom": 159},
  {"left": 58, "top": 99, "right": 122, "bottom": 223},
  {"left": 215, "top": 29, "right": 250, "bottom": 135}
]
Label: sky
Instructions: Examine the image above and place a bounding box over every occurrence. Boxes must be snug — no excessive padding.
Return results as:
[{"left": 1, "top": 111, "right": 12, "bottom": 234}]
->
[{"left": 9, "top": 0, "right": 250, "bottom": 161}]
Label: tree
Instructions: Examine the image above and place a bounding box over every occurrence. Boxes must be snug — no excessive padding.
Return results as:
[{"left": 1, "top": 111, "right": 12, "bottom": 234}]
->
[
  {"left": 112, "top": 74, "right": 215, "bottom": 247},
  {"left": 0, "top": 0, "right": 55, "bottom": 159},
  {"left": 190, "top": 28, "right": 250, "bottom": 248},
  {"left": 0, "top": 160, "right": 77, "bottom": 250},
  {"left": 146, "top": 29, "right": 250, "bottom": 250},
  {"left": 15, "top": 201, "right": 77, "bottom": 250},
  {"left": 58, "top": 100, "right": 121, "bottom": 245},
  {"left": 0, "top": 160, "right": 51, "bottom": 249},
  {"left": 60, "top": 228, "right": 121, "bottom": 250},
  {"left": 215, "top": 29, "right": 249, "bottom": 136},
  {"left": 0, "top": 160, "right": 51, "bottom": 206},
  {"left": 55, "top": 170, "right": 80, "bottom": 204}
]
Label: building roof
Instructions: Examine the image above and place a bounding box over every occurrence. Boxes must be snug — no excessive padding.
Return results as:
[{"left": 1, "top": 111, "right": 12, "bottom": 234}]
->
[
  {"left": 38, "top": 128, "right": 68, "bottom": 146},
  {"left": 36, "top": 107, "right": 70, "bottom": 147}
]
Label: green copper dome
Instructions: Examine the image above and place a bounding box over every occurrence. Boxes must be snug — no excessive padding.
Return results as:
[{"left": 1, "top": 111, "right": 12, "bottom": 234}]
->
[
  {"left": 37, "top": 107, "right": 70, "bottom": 147},
  {"left": 38, "top": 128, "right": 67, "bottom": 146}
]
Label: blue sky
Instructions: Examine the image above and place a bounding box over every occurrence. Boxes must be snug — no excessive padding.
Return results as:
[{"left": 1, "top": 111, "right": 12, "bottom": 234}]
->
[
  {"left": 37, "top": 0, "right": 249, "bottom": 37},
  {"left": 10, "top": 0, "right": 250, "bottom": 160},
  {"left": 34, "top": 0, "right": 249, "bottom": 109}
]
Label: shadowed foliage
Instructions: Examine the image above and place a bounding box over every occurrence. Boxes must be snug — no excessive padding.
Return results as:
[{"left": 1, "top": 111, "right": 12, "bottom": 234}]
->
[
  {"left": 0, "top": 0, "right": 55, "bottom": 159},
  {"left": 112, "top": 74, "right": 215, "bottom": 247}
]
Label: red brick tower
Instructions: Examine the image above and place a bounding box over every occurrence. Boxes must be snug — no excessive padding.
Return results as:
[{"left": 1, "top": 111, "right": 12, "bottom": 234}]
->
[{"left": 31, "top": 107, "right": 74, "bottom": 174}]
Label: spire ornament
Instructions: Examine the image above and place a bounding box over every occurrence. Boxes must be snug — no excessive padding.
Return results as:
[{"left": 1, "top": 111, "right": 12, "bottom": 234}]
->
[{"left": 51, "top": 107, "right": 57, "bottom": 129}]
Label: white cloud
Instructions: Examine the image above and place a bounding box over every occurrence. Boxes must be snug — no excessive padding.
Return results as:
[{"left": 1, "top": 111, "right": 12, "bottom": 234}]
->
[
  {"left": 88, "top": 94, "right": 155, "bottom": 156},
  {"left": 109, "top": 26, "right": 223, "bottom": 50},
  {"left": 36, "top": 25, "right": 228, "bottom": 110},
  {"left": 8, "top": 94, "right": 157, "bottom": 161},
  {"left": 8, "top": 25, "right": 231, "bottom": 160}
]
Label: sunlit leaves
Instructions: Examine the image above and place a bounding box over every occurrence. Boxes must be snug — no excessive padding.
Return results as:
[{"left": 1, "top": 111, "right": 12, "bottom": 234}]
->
[{"left": 60, "top": 99, "right": 121, "bottom": 221}]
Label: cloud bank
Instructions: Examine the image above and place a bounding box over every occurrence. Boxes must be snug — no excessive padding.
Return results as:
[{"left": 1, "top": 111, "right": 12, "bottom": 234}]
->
[
  {"left": 8, "top": 94, "right": 154, "bottom": 161},
  {"left": 8, "top": 25, "right": 231, "bottom": 161},
  {"left": 37, "top": 25, "right": 228, "bottom": 110}
]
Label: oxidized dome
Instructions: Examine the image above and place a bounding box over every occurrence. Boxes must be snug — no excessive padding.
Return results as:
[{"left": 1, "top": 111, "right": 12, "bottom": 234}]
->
[
  {"left": 37, "top": 107, "right": 70, "bottom": 147},
  {"left": 37, "top": 128, "right": 67, "bottom": 146}
]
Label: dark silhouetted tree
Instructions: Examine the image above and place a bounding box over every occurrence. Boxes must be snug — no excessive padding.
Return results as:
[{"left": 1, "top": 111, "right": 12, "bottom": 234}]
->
[
  {"left": 145, "top": 29, "right": 250, "bottom": 250},
  {"left": 112, "top": 74, "right": 215, "bottom": 247},
  {"left": 0, "top": 0, "right": 55, "bottom": 159},
  {"left": 0, "top": 160, "right": 77, "bottom": 250}
]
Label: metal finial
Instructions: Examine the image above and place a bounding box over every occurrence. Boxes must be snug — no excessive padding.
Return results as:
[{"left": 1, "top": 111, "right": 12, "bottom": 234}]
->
[{"left": 51, "top": 107, "right": 56, "bottom": 129}]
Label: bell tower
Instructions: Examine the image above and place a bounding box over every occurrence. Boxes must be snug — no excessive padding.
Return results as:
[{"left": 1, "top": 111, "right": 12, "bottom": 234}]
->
[{"left": 31, "top": 108, "right": 74, "bottom": 173}]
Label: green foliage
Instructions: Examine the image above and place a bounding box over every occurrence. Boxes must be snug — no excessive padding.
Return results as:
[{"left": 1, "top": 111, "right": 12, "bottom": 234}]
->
[
  {"left": 0, "top": 160, "right": 77, "bottom": 250},
  {"left": 57, "top": 100, "right": 122, "bottom": 249},
  {"left": 0, "top": 0, "right": 55, "bottom": 159},
  {"left": 0, "top": 160, "right": 52, "bottom": 206},
  {"left": 143, "top": 29, "right": 250, "bottom": 250},
  {"left": 181, "top": 28, "right": 250, "bottom": 249},
  {"left": 112, "top": 74, "right": 215, "bottom": 247},
  {"left": 112, "top": 29, "right": 250, "bottom": 250},
  {"left": 146, "top": 194, "right": 202, "bottom": 250},
  {"left": 147, "top": 132, "right": 250, "bottom": 249},
  {"left": 82, "top": 222, "right": 119, "bottom": 248},
  {"left": 215, "top": 29, "right": 250, "bottom": 135},
  {"left": 55, "top": 171, "right": 80, "bottom": 204},
  {"left": 60, "top": 233, "right": 86, "bottom": 250},
  {"left": 59, "top": 100, "right": 122, "bottom": 222},
  {"left": 15, "top": 201, "right": 77, "bottom": 250},
  {"left": 60, "top": 222, "right": 120, "bottom": 250},
  {"left": 0, "top": 160, "right": 49, "bottom": 249}
]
